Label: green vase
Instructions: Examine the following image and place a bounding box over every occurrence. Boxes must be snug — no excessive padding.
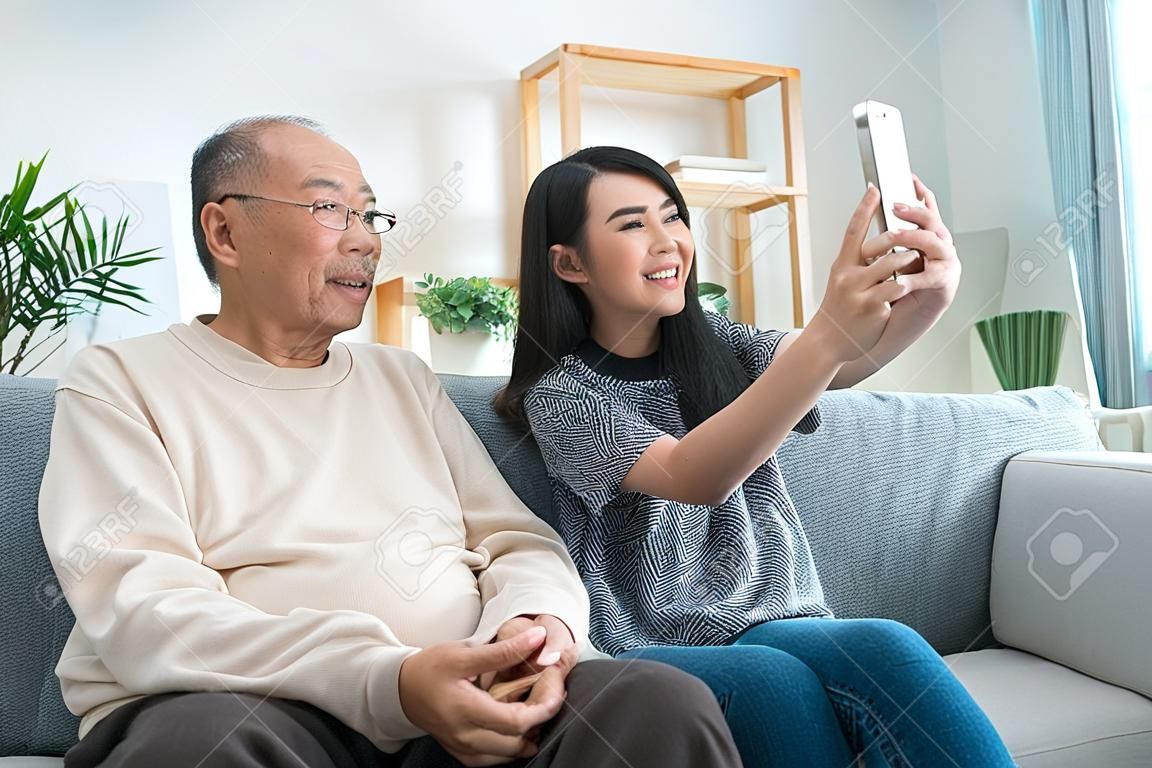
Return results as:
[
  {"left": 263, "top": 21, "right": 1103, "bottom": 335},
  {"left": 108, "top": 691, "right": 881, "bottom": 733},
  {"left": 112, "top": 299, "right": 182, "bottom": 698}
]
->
[{"left": 975, "top": 310, "right": 1069, "bottom": 390}]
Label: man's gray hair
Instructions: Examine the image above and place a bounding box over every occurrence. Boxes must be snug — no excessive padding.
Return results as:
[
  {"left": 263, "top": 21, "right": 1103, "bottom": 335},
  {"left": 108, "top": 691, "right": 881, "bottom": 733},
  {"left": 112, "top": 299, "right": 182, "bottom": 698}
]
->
[{"left": 190, "top": 115, "right": 327, "bottom": 286}]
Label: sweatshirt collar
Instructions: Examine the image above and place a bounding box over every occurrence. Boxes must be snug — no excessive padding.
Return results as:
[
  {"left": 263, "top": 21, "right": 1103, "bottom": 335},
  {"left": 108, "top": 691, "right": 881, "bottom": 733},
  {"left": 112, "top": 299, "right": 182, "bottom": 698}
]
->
[{"left": 168, "top": 314, "right": 352, "bottom": 390}]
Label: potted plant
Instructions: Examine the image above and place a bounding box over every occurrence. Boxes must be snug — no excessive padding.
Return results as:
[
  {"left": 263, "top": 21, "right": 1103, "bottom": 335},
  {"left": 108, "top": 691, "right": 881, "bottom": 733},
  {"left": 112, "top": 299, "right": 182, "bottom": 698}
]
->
[
  {"left": 1, "top": 155, "right": 160, "bottom": 374},
  {"left": 414, "top": 273, "right": 517, "bottom": 375},
  {"left": 975, "top": 309, "right": 1069, "bottom": 390},
  {"left": 697, "top": 281, "right": 731, "bottom": 316}
]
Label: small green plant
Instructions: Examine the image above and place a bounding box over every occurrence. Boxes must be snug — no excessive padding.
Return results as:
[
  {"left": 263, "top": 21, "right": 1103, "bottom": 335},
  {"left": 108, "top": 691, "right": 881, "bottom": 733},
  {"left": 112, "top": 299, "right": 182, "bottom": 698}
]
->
[
  {"left": 414, "top": 273, "right": 518, "bottom": 341},
  {"left": 697, "top": 281, "right": 731, "bottom": 316},
  {"left": 1, "top": 154, "right": 161, "bottom": 374}
]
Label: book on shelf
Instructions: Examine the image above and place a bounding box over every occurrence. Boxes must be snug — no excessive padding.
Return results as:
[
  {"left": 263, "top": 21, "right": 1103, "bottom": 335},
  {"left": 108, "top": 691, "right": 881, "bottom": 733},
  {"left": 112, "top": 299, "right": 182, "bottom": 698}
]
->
[
  {"left": 664, "top": 155, "right": 768, "bottom": 173},
  {"left": 668, "top": 168, "right": 771, "bottom": 185},
  {"left": 664, "top": 156, "right": 770, "bottom": 186}
]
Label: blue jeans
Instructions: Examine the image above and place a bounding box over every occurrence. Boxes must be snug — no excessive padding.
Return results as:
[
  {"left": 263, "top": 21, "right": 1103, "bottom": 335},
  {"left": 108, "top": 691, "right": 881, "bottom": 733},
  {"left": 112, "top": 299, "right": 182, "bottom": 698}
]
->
[{"left": 619, "top": 617, "right": 1015, "bottom": 768}]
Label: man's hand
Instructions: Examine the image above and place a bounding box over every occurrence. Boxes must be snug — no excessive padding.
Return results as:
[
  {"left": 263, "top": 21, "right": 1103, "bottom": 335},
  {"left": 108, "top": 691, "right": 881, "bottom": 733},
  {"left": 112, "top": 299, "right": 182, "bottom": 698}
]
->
[
  {"left": 482, "top": 615, "right": 578, "bottom": 699},
  {"left": 398, "top": 626, "right": 565, "bottom": 767}
]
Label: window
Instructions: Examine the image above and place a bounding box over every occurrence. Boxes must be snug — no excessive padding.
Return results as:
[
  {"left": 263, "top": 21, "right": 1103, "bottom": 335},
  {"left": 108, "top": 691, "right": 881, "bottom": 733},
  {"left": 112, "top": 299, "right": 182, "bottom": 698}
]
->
[{"left": 1113, "top": 0, "right": 1152, "bottom": 374}]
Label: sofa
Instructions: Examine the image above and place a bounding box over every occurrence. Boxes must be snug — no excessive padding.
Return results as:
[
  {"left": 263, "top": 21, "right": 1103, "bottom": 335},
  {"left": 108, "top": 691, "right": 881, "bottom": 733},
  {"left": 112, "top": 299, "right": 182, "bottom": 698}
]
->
[{"left": 3, "top": 371, "right": 1151, "bottom": 766}]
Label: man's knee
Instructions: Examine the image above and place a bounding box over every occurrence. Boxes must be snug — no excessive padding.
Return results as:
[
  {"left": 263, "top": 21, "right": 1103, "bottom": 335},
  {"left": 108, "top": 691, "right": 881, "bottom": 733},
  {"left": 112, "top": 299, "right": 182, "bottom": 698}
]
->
[
  {"left": 111, "top": 692, "right": 333, "bottom": 767},
  {"left": 575, "top": 659, "right": 718, "bottom": 720},
  {"left": 129, "top": 693, "right": 268, "bottom": 754},
  {"left": 550, "top": 660, "right": 740, "bottom": 766}
]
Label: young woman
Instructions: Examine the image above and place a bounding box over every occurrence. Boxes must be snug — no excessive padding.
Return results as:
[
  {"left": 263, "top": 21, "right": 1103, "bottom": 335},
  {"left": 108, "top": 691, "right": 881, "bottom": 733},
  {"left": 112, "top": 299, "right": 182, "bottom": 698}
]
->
[{"left": 495, "top": 146, "right": 1016, "bottom": 767}]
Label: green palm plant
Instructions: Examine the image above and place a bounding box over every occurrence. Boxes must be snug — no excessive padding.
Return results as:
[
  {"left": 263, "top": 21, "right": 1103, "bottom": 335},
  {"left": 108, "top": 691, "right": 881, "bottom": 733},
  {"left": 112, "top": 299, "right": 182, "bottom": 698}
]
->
[{"left": 0, "top": 154, "right": 161, "bottom": 374}]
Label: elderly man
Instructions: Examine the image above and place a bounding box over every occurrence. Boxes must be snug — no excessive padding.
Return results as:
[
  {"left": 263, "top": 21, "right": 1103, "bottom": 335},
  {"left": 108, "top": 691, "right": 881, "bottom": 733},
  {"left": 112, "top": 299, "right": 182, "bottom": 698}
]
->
[{"left": 38, "top": 116, "right": 741, "bottom": 768}]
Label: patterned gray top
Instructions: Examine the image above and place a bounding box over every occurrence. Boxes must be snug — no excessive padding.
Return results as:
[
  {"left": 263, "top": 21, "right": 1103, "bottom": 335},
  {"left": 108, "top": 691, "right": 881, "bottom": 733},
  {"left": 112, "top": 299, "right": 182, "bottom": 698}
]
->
[{"left": 524, "top": 312, "right": 833, "bottom": 656}]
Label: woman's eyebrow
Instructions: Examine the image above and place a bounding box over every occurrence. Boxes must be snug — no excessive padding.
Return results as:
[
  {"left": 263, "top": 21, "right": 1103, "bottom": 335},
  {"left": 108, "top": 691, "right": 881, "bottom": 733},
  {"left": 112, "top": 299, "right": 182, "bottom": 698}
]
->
[{"left": 605, "top": 198, "right": 676, "bottom": 223}]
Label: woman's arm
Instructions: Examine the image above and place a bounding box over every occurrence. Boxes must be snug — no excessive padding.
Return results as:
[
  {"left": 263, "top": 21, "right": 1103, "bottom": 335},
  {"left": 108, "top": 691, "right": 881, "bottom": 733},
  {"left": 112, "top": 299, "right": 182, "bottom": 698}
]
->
[
  {"left": 827, "top": 294, "right": 951, "bottom": 389},
  {"left": 767, "top": 304, "right": 942, "bottom": 391},
  {"left": 622, "top": 327, "right": 844, "bottom": 506}
]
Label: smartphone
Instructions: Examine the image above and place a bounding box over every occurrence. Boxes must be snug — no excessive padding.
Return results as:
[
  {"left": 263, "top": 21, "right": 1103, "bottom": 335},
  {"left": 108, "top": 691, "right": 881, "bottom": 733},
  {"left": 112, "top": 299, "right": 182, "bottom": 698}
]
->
[
  {"left": 852, "top": 100, "right": 924, "bottom": 276},
  {"left": 488, "top": 671, "right": 543, "bottom": 703}
]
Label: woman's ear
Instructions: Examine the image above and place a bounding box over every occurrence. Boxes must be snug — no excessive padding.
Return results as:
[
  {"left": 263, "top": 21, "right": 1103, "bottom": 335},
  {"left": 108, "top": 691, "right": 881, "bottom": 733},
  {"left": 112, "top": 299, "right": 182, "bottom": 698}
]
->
[{"left": 550, "top": 244, "right": 589, "bottom": 285}]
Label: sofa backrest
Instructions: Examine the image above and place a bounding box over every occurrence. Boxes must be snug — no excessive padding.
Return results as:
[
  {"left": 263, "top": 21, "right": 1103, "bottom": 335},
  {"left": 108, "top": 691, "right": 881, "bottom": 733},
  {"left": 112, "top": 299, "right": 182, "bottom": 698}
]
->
[
  {"left": 1, "top": 372, "right": 1103, "bottom": 756},
  {"left": 0, "top": 375, "right": 80, "bottom": 756},
  {"left": 774, "top": 386, "right": 1102, "bottom": 654}
]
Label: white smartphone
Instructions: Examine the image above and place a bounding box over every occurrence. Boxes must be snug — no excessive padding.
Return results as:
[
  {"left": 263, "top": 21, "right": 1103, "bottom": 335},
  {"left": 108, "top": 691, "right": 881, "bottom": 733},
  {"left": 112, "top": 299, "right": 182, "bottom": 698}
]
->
[{"left": 852, "top": 100, "right": 924, "bottom": 275}]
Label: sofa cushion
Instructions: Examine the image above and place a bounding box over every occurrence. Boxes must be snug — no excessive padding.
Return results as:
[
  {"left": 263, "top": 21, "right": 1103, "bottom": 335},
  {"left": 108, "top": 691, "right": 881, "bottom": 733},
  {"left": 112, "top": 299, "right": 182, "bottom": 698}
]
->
[
  {"left": 0, "top": 375, "right": 80, "bottom": 757},
  {"left": 946, "top": 647, "right": 1152, "bottom": 766},
  {"left": 438, "top": 375, "right": 557, "bottom": 528},
  {"left": 775, "top": 386, "right": 1102, "bottom": 656}
]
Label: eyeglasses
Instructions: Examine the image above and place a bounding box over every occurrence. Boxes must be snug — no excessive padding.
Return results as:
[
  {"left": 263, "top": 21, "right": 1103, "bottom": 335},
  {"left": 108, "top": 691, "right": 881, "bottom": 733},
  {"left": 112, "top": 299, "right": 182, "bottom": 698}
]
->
[{"left": 217, "top": 193, "right": 398, "bottom": 235}]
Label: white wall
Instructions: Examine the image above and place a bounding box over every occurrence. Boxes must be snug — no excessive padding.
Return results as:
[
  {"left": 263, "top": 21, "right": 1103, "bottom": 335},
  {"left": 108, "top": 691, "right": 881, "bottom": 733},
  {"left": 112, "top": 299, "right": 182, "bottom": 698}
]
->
[
  {"left": 1, "top": 0, "right": 1092, "bottom": 397},
  {"left": 935, "top": 0, "right": 1091, "bottom": 396}
]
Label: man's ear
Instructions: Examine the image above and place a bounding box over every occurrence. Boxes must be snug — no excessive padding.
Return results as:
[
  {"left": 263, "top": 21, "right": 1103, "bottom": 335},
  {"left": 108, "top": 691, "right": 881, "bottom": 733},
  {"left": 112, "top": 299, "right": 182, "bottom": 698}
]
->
[
  {"left": 200, "top": 202, "right": 241, "bottom": 272},
  {"left": 550, "top": 244, "right": 589, "bottom": 285}
]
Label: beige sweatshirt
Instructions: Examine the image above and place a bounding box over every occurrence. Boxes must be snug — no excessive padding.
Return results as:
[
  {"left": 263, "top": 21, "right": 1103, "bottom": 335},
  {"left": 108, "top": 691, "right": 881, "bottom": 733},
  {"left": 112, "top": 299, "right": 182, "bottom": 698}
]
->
[{"left": 37, "top": 315, "right": 590, "bottom": 752}]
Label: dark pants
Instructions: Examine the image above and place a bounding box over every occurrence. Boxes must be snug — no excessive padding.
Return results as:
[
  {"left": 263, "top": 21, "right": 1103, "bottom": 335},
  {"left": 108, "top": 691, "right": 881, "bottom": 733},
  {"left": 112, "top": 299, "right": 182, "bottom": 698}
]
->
[{"left": 64, "top": 659, "right": 742, "bottom": 768}]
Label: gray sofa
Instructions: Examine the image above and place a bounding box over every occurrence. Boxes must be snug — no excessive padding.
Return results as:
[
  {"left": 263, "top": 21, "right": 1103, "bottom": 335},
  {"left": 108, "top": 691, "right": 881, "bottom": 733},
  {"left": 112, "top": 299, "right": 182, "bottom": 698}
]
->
[{"left": 3, "top": 371, "right": 1151, "bottom": 766}]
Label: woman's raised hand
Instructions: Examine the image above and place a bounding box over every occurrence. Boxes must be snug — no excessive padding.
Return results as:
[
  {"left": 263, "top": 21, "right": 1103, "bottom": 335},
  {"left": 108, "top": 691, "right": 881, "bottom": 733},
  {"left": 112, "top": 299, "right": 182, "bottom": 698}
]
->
[{"left": 806, "top": 185, "right": 922, "bottom": 363}]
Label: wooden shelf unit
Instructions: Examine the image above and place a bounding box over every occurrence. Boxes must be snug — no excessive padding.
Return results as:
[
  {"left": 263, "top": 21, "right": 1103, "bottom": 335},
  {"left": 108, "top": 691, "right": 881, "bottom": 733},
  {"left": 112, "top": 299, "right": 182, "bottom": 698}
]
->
[{"left": 520, "top": 44, "right": 813, "bottom": 327}]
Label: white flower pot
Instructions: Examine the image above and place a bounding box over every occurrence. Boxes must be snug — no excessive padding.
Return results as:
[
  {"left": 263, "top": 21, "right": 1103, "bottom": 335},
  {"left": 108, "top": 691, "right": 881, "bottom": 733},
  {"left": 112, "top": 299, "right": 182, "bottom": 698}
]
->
[{"left": 427, "top": 329, "right": 513, "bottom": 376}]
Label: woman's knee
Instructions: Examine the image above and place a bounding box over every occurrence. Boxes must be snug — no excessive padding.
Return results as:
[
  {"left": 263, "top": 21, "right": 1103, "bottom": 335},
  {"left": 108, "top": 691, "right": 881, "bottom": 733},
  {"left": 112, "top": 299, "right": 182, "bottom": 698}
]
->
[
  {"left": 746, "top": 617, "right": 946, "bottom": 686},
  {"left": 842, "top": 618, "right": 937, "bottom": 660},
  {"left": 722, "top": 645, "right": 827, "bottom": 699},
  {"left": 810, "top": 619, "right": 951, "bottom": 693},
  {"left": 644, "top": 645, "right": 827, "bottom": 703},
  {"left": 679, "top": 646, "right": 835, "bottom": 729}
]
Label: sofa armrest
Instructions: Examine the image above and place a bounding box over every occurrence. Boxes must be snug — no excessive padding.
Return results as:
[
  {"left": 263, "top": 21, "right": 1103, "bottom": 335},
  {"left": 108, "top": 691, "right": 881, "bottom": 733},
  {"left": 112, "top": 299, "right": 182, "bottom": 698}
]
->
[{"left": 990, "top": 449, "right": 1152, "bottom": 698}]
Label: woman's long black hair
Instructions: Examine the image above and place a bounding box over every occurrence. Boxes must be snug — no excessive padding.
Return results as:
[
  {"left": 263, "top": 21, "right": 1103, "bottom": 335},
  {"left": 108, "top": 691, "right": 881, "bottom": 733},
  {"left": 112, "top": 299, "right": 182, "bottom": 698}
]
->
[{"left": 494, "top": 146, "right": 752, "bottom": 430}]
